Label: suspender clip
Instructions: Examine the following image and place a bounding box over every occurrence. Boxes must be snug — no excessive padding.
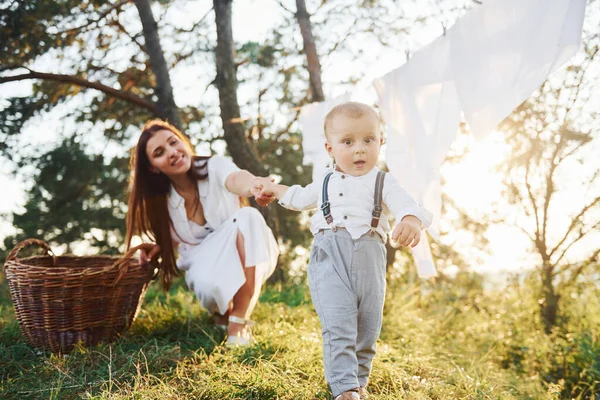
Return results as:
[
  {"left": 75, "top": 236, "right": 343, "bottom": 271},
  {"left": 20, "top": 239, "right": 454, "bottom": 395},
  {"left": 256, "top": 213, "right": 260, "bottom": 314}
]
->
[{"left": 372, "top": 205, "right": 383, "bottom": 219}]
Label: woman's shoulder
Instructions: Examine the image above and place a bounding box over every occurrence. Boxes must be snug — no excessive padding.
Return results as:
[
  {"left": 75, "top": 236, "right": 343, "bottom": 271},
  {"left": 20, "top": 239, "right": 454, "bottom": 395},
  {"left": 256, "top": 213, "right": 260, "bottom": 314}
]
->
[
  {"left": 201, "top": 155, "right": 240, "bottom": 187},
  {"left": 206, "top": 155, "right": 240, "bottom": 173},
  {"left": 206, "top": 154, "right": 233, "bottom": 165}
]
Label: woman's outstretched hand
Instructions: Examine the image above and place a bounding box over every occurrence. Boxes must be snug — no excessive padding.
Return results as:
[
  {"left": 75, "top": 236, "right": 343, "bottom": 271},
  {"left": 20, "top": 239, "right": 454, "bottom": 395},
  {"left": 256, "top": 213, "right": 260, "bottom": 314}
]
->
[
  {"left": 139, "top": 244, "right": 161, "bottom": 265},
  {"left": 250, "top": 177, "right": 276, "bottom": 207}
]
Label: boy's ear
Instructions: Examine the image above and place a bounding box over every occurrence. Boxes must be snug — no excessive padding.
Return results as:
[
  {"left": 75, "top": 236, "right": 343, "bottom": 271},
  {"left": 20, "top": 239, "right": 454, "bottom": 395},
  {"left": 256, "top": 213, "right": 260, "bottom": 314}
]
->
[{"left": 324, "top": 141, "right": 334, "bottom": 158}]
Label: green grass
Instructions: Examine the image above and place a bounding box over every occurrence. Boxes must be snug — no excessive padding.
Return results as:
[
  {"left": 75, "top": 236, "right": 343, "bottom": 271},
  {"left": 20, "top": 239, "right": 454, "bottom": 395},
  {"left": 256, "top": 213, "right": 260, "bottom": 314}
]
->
[{"left": 1, "top": 272, "right": 598, "bottom": 399}]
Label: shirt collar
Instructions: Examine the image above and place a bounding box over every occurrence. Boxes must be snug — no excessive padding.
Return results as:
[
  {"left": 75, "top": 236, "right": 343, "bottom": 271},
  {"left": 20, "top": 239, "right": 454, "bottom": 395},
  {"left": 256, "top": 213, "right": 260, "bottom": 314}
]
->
[
  {"left": 167, "top": 179, "right": 208, "bottom": 209},
  {"left": 168, "top": 185, "right": 183, "bottom": 209}
]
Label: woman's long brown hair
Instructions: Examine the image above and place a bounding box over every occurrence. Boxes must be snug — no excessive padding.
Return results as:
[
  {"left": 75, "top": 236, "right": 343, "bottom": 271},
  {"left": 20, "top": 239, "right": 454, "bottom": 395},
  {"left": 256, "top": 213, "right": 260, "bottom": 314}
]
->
[{"left": 125, "top": 119, "right": 208, "bottom": 290}]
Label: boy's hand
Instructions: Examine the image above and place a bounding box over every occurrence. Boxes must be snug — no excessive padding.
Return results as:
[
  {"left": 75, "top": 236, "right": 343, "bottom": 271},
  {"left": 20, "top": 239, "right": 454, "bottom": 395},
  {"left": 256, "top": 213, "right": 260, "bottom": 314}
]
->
[
  {"left": 250, "top": 177, "right": 275, "bottom": 207},
  {"left": 391, "top": 215, "right": 422, "bottom": 247}
]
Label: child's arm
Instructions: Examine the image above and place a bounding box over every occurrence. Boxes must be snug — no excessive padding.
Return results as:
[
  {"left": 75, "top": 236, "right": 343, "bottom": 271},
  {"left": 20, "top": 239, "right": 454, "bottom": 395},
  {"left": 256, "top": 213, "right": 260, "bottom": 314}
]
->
[
  {"left": 383, "top": 175, "right": 433, "bottom": 247},
  {"left": 261, "top": 180, "right": 319, "bottom": 211},
  {"left": 263, "top": 182, "right": 290, "bottom": 200}
]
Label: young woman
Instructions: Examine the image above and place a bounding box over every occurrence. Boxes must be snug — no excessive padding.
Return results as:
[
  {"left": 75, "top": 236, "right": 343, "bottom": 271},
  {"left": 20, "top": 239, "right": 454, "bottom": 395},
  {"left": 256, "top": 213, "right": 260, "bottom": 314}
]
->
[{"left": 125, "top": 119, "right": 278, "bottom": 346}]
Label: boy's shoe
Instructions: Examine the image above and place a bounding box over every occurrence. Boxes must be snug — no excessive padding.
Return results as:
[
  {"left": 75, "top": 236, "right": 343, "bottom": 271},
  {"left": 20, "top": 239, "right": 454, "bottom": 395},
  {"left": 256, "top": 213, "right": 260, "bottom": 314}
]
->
[
  {"left": 225, "top": 315, "right": 254, "bottom": 347},
  {"left": 334, "top": 391, "right": 360, "bottom": 400}
]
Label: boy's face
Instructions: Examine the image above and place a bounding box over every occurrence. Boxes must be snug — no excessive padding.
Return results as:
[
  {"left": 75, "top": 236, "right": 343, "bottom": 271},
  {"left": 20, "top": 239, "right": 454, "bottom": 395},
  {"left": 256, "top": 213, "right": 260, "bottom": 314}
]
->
[{"left": 324, "top": 113, "right": 382, "bottom": 177}]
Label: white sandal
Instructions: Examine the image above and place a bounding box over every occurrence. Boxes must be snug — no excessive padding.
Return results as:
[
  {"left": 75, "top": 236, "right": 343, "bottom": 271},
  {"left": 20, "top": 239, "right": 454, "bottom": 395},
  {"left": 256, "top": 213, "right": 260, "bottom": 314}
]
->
[{"left": 225, "top": 315, "right": 254, "bottom": 347}]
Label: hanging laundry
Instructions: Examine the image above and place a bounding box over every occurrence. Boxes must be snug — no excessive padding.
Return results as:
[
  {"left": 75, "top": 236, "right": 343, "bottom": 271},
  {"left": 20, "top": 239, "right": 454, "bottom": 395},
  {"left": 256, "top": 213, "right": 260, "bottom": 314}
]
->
[
  {"left": 372, "top": 0, "right": 586, "bottom": 278},
  {"left": 374, "top": 35, "right": 461, "bottom": 241},
  {"left": 299, "top": 94, "right": 351, "bottom": 180},
  {"left": 448, "top": 0, "right": 587, "bottom": 138},
  {"left": 374, "top": 35, "right": 461, "bottom": 278}
]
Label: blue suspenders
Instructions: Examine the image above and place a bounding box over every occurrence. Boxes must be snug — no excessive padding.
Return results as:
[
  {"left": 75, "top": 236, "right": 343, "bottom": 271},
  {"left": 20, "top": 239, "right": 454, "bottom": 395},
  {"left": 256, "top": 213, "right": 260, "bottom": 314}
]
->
[{"left": 320, "top": 170, "right": 386, "bottom": 235}]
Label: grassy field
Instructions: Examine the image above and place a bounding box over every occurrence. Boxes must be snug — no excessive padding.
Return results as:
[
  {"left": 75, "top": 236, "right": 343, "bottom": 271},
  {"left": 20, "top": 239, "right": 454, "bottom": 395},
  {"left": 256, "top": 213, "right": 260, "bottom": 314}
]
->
[{"left": 1, "top": 271, "right": 598, "bottom": 399}]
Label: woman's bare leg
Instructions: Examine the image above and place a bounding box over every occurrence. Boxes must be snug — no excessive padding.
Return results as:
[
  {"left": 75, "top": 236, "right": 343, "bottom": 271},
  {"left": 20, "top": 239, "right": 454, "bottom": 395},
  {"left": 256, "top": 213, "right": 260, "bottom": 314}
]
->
[
  {"left": 228, "top": 229, "right": 257, "bottom": 337},
  {"left": 213, "top": 302, "right": 232, "bottom": 326}
]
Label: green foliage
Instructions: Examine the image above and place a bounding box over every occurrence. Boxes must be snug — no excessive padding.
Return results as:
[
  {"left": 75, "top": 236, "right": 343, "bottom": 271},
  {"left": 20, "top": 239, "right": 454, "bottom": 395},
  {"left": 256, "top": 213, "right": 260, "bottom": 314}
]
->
[
  {"left": 1, "top": 0, "right": 77, "bottom": 65},
  {"left": 237, "top": 41, "right": 278, "bottom": 68},
  {"left": 2, "top": 137, "right": 129, "bottom": 256},
  {"left": 0, "top": 95, "right": 45, "bottom": 155},
  {"left": 493, "top": 280, "right": 600, "bottom": 399}
]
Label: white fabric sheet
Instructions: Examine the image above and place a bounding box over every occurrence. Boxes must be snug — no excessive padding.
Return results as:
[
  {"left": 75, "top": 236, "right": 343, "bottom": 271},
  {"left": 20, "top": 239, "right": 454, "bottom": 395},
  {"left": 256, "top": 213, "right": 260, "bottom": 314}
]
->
[
  {"left": 374, "top": 34, "right": 461, "bottom": 242},
  {"left": 374, "top": 36, "right": 461, "bottom": 278},
  {"left": 371, "top": 0, "right": 585, "bottom": 277},
  {"left": 448, "top": 0, "right": 587, "bottom": 138}
]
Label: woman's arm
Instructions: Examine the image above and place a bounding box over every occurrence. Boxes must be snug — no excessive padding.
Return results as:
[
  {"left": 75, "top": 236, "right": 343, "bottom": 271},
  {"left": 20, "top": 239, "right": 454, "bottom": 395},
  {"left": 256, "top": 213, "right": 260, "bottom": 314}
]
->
[
  {"left": 225, "top": 170, "right": 273, "bottom": 198},
  {"left": 139, "top": 239, "right": 178, "bottom": 265}
]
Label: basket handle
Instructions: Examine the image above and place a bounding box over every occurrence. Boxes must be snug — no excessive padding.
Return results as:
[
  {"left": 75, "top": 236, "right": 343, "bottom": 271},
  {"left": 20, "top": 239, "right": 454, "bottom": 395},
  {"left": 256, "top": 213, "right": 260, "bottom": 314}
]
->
[
  {"left": 112, "top": 243, "right": 160, "bottom": 285},
  {"left": 6, "top": 238, "right": 57, "bottom": 265}
]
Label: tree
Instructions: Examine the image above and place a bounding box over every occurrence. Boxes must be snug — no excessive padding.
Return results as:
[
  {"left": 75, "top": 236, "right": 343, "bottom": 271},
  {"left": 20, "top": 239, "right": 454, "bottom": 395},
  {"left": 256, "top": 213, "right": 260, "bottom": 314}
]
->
[{"left": 498, "top": 33, "right": 600, "bottom": 332}]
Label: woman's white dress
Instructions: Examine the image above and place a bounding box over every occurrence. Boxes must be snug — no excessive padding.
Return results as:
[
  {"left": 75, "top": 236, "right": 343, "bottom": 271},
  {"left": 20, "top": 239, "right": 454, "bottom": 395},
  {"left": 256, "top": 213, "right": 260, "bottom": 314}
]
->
[{"left": 167, "top": 156, "right": 279, "bottom": 315}]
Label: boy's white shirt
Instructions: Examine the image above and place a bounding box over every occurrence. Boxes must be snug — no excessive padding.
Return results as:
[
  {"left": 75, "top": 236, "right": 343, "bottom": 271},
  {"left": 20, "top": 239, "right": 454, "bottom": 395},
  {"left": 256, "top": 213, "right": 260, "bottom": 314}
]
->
[{"left": 279, "top": 166, "right": 433, "bottom": 240}]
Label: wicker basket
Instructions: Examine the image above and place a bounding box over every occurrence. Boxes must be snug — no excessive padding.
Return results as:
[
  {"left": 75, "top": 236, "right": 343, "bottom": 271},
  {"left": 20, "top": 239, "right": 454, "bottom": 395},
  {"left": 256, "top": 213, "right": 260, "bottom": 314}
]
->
[{"left": 3, "top": 239, "right": 158, "bottom": 354}]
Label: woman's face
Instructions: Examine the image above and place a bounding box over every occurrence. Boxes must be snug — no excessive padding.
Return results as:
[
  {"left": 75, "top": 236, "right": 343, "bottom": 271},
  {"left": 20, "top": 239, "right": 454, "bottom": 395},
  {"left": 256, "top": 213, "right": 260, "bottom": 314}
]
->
[{"left": 145, "top": 129, "right": 192, "bottom": 177}]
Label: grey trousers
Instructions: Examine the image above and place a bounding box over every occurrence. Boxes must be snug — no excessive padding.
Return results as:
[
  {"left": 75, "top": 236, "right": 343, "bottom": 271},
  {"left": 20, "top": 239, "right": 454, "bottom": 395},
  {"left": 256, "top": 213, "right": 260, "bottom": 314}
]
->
[{"left": 308, "top": 229, "right": 387, "bottom": 397}]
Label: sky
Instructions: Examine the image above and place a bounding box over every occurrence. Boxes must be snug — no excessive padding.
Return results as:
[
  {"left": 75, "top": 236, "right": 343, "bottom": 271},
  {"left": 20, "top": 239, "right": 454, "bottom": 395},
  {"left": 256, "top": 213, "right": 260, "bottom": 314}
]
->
[{"left": 1, "top": 0, "right": 598, "bottom": 280}]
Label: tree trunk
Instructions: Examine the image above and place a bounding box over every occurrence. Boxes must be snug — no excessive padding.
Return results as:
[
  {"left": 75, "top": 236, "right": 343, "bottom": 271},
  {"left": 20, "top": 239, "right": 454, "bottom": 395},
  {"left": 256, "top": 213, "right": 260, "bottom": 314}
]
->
[
  {"left": 213, "top": 0, "right": 279, "bottom": 244},
  {"left": 540, "top": 264, "right": 559, "bottom": 334},
  {"left": 133, "top": 0, "right": 182, "bottom": 128},
  {"left": 295, "top": 0, "right": 325, "bottom": 102},
  {"left": 213, "top": 0, "right": 265, "bottom": 176}
]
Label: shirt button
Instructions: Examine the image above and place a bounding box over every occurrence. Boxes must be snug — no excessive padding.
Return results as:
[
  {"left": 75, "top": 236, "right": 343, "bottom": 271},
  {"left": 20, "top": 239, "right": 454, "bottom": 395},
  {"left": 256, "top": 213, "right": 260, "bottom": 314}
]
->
[
  {"left": 341, "top": 175, "right": 345, "bottom": 179},
  {"left": 339, "top": 193, "right": 343, "bottom": 196},
  {"left": 343, "top": 215, "right": 348, "bottom": 220},
  {"left": 233, "top": 218, "right": 237, "bottom": 222},
  {"left": 205, "top": 227, "right": 210, "bottom": 230}
]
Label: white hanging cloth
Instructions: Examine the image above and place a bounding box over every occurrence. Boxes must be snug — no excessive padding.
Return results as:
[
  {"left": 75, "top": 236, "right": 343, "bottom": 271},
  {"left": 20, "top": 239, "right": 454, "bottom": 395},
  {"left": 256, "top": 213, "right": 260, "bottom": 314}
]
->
[
  {"left": 448, "top": 0, "right": 587, "bottom": 138},
  {"left": 372, "top": 0, "right": 586, "bottom": 278},
  {"left": 299, "top": 94, "right": 352, "bottom": 180},
  {"left": 374, "top": 35, "right": 461, "bottom": 278}
]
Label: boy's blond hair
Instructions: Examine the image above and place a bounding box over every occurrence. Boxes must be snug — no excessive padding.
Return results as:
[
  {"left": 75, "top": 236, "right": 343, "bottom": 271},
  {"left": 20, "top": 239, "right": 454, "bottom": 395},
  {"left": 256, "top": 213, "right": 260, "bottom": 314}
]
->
[{"left": 323, "top": 102, "right": 380, "bottom": 137}]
